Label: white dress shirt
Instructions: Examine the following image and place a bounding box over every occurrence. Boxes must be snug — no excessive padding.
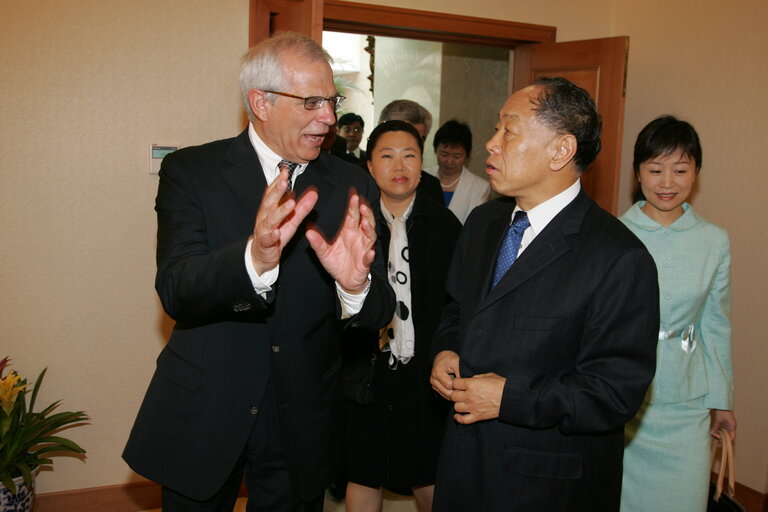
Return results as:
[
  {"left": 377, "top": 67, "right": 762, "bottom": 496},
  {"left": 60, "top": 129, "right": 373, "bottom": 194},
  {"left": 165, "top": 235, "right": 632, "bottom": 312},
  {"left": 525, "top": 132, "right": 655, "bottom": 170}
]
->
[
  {"left": 244, "top": 123, "right": 367, "bottom": 314},
  {"left": 514, "top": 179, "right": 581, "bottom": 257}
]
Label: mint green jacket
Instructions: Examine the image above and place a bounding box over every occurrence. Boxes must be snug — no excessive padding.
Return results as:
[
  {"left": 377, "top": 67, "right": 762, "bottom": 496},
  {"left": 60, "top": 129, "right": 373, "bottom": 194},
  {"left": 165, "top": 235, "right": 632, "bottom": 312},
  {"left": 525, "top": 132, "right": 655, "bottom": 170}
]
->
[{"left": 620, "top": 202, "right": 733, "bottom": 408}]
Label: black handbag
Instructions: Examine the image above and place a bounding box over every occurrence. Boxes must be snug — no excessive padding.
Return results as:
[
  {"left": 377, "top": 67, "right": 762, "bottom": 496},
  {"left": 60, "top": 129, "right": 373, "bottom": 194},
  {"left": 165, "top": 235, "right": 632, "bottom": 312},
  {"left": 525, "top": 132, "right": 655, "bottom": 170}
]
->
[
  {"left": 341, "top": 353, "right": 377, "bottom": 405},
  {"left": 707, "top": 427, "right": 745, "bottom": 512}
]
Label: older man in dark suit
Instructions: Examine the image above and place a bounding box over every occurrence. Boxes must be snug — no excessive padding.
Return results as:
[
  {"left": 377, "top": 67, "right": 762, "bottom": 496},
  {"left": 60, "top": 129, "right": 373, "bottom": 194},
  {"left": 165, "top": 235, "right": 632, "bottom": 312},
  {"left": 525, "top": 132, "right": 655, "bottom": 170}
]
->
[
  {"left": 123, "top": 32, "right": 394, "bottom": 511},
  {"left": 430, "top": 77, "right": 659, "bottom": 511}
]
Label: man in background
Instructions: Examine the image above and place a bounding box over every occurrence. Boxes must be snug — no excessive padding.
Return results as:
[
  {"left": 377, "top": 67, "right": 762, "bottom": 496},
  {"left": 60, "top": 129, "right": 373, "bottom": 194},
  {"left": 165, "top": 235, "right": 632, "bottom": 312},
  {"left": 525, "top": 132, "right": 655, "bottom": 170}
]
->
[{"left": 337, "top": 112, "right": 367, "bottom": 167}]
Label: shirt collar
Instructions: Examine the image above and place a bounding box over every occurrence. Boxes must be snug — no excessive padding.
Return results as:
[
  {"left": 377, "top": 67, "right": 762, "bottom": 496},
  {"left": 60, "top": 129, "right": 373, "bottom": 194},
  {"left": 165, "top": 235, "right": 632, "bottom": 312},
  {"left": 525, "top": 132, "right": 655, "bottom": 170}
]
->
[
  {"left": 248, "top": 123, "right": 307, "bottom": 185},
  {"left": 513, "top": 179, "right": 581, "bottom": 236},
  {"left": 622, "top": 201, "right": 701, "bottom": 232}
]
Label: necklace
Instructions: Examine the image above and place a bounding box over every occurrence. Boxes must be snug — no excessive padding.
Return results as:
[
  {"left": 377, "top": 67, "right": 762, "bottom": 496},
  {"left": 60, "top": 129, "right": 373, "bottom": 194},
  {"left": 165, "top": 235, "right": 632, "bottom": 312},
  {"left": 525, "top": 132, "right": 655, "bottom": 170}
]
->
[{"left": 438, "top": 171, "right": 461, "bottom": 189}]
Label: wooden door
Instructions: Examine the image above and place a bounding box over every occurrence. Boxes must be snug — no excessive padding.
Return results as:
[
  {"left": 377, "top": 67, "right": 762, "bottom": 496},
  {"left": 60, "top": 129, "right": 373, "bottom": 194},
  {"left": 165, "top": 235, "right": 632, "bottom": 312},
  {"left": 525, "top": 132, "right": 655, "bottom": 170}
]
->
[
  {"left": 249, "top": 0, "right": 324, "bottom": 45},
  {"left": 513, "top": 37, "right": 629, "bottom": 214}
]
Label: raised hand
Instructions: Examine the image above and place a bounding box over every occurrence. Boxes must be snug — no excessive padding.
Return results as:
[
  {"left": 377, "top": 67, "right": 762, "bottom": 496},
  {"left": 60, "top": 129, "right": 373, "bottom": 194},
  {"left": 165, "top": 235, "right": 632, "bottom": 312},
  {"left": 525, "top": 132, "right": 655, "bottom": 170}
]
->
[
  {"left": 250, "top": 168, "right": 318, "bottom": 274},
  {"left": 306, "top": 192, "right": 376, "bottom": 294}
]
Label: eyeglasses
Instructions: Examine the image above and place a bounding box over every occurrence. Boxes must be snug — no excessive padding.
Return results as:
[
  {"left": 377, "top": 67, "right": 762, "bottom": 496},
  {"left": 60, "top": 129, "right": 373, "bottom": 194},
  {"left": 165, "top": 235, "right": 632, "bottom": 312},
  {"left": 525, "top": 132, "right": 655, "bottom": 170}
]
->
[
  {"left": 340, "top": 126, "right": 363, "bottom": 134},
  {"left": 265, "top": 91, "right": 346, "bottom": 110}
]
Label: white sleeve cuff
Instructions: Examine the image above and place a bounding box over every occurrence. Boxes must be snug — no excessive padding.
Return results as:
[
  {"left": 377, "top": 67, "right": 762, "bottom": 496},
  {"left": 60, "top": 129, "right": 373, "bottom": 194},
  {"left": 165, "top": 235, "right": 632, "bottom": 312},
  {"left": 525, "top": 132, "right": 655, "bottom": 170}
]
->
[
  {"left": 336, "top": 273, "right": 371, "bottom": 319},
  {"left": 245, "top": 237, "right": 278, "bottom": 295}
]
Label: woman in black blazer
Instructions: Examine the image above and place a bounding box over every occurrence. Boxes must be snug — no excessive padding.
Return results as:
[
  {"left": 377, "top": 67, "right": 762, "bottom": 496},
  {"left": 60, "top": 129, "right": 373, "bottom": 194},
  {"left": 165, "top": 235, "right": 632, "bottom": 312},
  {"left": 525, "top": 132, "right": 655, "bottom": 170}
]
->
[{"left": 344, "top": 121, "right": 461, "bottom": 512}]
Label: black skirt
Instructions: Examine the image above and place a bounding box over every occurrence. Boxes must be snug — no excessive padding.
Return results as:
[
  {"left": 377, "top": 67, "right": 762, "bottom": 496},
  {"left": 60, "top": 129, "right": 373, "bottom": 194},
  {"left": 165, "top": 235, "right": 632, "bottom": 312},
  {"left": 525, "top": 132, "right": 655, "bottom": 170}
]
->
[{"left": 345, "top": 348, "right": 449, "bottom": 490}]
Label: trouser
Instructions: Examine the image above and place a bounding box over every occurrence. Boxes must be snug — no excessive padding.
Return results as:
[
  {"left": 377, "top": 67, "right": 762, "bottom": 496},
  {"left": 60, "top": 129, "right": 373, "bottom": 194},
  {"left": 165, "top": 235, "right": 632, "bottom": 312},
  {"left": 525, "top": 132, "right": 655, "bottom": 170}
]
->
[{"left": 162, "top": 382, "right": 324, "bottom": 512}]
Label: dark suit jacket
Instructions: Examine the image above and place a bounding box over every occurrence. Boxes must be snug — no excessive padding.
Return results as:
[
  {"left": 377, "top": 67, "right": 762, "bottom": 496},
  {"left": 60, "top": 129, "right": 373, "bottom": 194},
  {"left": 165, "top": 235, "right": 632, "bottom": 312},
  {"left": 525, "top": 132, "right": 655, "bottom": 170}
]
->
[
  {"left": 419, "top": 170, "right": 444, "bottom": 206},
  {"left": 123, "top": 130, "right": 395, "bottom": 501},
  {"left": 432, "top": 190, "right": 659, "bottom": 511}
]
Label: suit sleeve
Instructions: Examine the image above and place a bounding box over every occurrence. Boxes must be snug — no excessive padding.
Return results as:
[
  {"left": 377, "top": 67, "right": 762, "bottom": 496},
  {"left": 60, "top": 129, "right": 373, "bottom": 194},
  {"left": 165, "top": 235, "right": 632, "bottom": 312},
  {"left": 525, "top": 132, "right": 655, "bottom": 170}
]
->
[
  {"left": 430, "top": 216, "right": 472, "bottom": 359},
  {"left": 701, "top": 233, "right": 733, "bottom": 410},
  {"left": 154, "top": 154, "right": 264, "bottom": 324},
  {"left": 498, "top": 247, "right": 660, "bottom": 434}
]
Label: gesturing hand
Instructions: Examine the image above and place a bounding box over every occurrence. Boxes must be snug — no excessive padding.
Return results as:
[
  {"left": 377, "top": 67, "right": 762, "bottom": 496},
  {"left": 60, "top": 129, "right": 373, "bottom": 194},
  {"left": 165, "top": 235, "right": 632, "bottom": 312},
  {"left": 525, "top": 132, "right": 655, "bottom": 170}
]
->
[
  {"left": 306, "top": 192, "right": 376, "bottom": 294},
  {"left": 250, "top": 168, "right": 318, "bottom": 274}
]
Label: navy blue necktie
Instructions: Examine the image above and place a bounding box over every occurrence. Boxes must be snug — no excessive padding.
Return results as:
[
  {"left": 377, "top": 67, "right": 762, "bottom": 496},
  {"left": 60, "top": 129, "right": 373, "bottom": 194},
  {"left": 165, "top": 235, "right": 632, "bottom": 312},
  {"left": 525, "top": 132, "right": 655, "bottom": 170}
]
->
[
  {"left": 278, "top": 159, "right": 299, "bottom": 191},
  {"left": 491, "top": 210, "right": 530, "bottom": 287}
]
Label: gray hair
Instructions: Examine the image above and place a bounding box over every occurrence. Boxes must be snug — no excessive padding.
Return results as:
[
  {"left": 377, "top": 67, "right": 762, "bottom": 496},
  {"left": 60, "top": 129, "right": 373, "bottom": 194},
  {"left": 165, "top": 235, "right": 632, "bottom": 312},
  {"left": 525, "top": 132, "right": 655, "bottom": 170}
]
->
[
  {"left": 239, "top": 32, "right": 333, "bottom": 122},
  {"left": 378, "top": 99, "right": 433, "bottom": 137}
]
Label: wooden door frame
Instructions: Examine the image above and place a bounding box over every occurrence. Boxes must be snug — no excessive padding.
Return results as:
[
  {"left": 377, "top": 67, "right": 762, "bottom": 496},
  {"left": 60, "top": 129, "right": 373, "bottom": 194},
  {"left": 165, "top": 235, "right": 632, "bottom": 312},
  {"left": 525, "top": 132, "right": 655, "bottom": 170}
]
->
[
  {"left": 322, "top": 0, "right": 556, "bottom": 46},
  {"left": 249, "top": 0, "right": 557, "bottom": 48}
]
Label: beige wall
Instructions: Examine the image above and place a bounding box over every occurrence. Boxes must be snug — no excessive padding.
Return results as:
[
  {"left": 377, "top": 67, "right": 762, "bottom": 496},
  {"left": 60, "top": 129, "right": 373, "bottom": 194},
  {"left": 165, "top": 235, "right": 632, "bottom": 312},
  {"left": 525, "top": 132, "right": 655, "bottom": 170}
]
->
[
  {"left": 2, "top": 0, "right": 766, "bottom": 497},
  {"left": 1, "top": 0, "right": 249, "bottom": 494},
  {"left": 612, "top": 0, "right": 768, "bottom": 492}
]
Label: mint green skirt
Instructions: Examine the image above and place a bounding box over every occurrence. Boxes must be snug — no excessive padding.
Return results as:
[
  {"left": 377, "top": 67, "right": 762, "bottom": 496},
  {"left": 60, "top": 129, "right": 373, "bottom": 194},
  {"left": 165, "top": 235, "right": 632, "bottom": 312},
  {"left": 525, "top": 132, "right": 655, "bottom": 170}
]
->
[{"left": 620, "top": 397, "right": 711, "bottom": 512}]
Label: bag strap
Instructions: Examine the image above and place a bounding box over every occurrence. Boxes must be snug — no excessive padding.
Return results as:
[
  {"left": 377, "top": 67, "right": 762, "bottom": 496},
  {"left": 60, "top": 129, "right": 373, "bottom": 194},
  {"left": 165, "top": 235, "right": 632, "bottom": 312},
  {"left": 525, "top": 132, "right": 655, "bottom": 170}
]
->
[{"left": 711, "top": 427, "right": 736, "bottom": 501}]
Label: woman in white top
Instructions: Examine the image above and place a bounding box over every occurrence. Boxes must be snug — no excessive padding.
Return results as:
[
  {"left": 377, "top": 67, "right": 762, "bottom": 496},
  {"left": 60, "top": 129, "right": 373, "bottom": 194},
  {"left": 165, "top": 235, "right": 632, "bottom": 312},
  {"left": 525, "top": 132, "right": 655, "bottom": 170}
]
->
[{"left": 426, "top": 120, "right": 491, "bottom": 223}]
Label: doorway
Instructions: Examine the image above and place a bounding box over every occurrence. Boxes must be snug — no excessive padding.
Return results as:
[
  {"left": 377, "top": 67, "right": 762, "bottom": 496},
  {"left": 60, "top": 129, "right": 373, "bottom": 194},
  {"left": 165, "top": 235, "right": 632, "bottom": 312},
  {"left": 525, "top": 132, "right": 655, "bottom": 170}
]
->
[{"left": 324, "top": 31, "right": 508, "bottom": 172}]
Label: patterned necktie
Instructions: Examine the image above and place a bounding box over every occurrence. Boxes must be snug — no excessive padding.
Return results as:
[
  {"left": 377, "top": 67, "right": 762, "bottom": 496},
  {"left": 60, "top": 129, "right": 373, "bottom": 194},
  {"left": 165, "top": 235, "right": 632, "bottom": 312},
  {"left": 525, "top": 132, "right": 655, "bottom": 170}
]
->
[
  {"left": 277, "top": 159, "right": 299, "bottom": 191},
  {"left": 491, "top": 210, "right": 530, "bottom": 287}
]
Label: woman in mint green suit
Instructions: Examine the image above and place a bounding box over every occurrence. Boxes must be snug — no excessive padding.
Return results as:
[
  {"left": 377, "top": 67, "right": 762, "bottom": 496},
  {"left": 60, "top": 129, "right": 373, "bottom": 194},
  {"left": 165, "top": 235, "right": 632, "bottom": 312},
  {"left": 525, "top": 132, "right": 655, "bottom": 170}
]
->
[{"left": 619, "top": 116, "right": 736, "bottom": 511}]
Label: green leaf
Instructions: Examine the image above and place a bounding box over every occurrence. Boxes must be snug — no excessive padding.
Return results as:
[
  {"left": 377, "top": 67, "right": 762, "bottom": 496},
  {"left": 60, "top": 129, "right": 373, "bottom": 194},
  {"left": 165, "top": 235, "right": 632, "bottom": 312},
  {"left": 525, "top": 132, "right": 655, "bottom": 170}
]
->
[
  {"left": 28, "top": 367, "right": 46, "bottom": 413},
  {"left": 0, "top": 473, "right": 17, "bottom": 494},
  {"left": 31, "top": 436, "right": 86, "bottom": 454},
  {"left": 18, "top": 462, "right": 32, "bottom": 489}
]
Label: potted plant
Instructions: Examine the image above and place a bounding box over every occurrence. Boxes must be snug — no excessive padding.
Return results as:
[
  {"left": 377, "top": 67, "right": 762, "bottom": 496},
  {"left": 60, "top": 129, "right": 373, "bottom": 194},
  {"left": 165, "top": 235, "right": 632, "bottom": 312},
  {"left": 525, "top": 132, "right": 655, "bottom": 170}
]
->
[{"left": 0, "top": 357, "right": 88, "bottom": 511}]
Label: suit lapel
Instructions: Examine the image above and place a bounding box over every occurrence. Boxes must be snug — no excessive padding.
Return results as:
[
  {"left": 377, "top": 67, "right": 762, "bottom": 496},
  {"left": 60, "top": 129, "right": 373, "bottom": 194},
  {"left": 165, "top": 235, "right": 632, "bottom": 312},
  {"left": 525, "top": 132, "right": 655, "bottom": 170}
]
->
[
  {"left": 295, "top": 157, "right": 336, "bottom": 206},
  {"left": 219, "top": 130, "right": 341, "bottom": 241},
  {"left": 221, "top": 130, "right": 267, "bottom": 222},
  {"left": 476, "top": 190, "right": 591, "bottom": 314},
  {"left": 476, "top": 201, "right": 516, "bottom": 292}
]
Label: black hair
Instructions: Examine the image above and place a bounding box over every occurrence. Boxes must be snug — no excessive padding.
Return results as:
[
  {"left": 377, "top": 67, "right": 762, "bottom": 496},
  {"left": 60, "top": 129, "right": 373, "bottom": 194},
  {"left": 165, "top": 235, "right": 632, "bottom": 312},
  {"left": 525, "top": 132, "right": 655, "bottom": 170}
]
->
[
  {"left": 631, "top": 115, "right": 702, "bottom": 201},
  {"left": 531, "top": 77, "right": 602, "bottom": 172},
  {"left": 432, "top": 119, "right": 472, "bottom": 157},
  {"left": 366, "top": 120, "right": 424, "bottom": 161},
  {"left": 633, "top": 115, "right": 701, "bottom": 173},
  {"left": 337, "top": 112, "right": 364, "bottom": 129}
]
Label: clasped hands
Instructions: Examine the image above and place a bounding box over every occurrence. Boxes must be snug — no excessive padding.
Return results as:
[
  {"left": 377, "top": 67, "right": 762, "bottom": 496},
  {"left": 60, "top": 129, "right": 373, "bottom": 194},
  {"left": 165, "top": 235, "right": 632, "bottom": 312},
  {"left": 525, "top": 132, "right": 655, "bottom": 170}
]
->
[
  {"left": 250, "top": 167, "right": 375, "bottom": 294},
  {"left": 431, "top": 350, "right": 506, "bottom": 424}
]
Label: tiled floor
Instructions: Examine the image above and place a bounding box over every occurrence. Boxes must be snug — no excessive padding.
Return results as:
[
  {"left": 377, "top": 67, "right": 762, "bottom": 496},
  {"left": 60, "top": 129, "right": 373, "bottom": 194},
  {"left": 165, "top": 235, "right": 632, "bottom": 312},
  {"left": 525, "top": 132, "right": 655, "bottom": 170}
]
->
[{"left": 141, "top": 490, "right": 418, "bottom": 511}]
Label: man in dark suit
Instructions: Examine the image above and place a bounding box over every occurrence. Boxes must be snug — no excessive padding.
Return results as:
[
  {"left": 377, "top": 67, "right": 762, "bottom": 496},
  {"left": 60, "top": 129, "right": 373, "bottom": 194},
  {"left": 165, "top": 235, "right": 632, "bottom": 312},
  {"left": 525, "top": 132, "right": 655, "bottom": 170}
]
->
[
  {"left": 336, "top": 112, "right": 367, "bottom": 167},
  {"left": 430, "top": 77, "right": 659, "bottom": 511},
  {"left": 123, "top": 32, "right": 394, "bottom": 511}
]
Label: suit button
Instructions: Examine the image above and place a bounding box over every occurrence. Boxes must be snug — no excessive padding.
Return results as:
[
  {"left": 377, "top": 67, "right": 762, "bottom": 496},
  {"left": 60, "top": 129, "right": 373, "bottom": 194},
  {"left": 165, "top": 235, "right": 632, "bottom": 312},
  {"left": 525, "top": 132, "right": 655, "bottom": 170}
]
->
[
  {"left": 271, "top": 345, "right": 280, "bottom": 353},
  {"left": 250, "top": 406, "right": 259, "bottom": 415},
  {"left": 233, "top": 301, "right": 252, "bottom": 312}
]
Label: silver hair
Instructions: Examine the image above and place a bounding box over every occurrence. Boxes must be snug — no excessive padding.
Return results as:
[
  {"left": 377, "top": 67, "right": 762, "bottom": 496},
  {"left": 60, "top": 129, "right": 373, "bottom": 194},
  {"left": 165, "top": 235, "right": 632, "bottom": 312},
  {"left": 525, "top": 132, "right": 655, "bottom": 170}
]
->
[
  {"left": 378, "top": 99, "right": 433, "bottom": 137},
  {"left": 239, "top": 32, "right": 333, "bottom": 122}
]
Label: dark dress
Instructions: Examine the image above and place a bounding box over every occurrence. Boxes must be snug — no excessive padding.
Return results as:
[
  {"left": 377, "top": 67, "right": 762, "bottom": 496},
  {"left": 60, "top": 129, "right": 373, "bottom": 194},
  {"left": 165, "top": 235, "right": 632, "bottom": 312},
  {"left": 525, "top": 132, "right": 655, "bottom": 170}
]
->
[{"left": 344, "top": 190, "right": 461, "bottom": 490}]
